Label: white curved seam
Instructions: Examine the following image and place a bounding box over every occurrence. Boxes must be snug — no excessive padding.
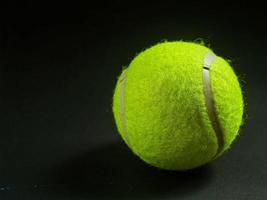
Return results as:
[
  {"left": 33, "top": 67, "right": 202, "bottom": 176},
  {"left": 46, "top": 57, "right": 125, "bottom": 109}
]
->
[
  {"left": 202, "top": 52, "right": 223, "bottom": 156},
  {"left": 119, "top": 70, "right": 130, "bottom": 144}
]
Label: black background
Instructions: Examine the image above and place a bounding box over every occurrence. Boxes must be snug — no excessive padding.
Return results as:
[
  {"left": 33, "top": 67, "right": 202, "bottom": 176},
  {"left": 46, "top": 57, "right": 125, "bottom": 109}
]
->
[{"left": 1, "top": 1, "right": 267, "bottom": 199}]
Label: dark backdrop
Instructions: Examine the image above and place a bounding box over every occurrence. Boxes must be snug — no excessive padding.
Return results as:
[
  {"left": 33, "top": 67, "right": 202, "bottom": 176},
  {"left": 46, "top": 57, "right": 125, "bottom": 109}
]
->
[{"left": 1, "top": 1, "right": 267, "bottom": 199}]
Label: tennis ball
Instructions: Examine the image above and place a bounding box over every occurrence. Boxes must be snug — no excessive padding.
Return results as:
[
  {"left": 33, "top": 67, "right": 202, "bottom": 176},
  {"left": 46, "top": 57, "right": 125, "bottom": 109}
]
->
[{"left": 112, "top": 41, "right": 244, "bottom": 170}]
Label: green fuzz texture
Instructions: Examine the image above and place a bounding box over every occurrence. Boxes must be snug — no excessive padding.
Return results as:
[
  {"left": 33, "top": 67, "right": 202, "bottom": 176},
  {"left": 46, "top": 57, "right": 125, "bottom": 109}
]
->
[{"left": 112, "top": 41, "right": 244, "bottom": 170}]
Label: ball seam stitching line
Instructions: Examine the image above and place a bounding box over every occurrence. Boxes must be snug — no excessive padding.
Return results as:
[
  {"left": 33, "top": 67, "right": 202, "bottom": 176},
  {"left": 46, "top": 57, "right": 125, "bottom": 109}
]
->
[
  {"left": 202, "top": 52, "right": 224, "bottom": 157},
  {"left": 119, "top": 69, "right": 130, "bottom": 145}
]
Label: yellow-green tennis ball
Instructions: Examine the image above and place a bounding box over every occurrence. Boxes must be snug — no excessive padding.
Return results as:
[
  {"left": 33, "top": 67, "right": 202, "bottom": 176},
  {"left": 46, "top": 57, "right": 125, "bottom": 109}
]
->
[{"left": 112, "top": 41, "right": 244, "bottom": 170}]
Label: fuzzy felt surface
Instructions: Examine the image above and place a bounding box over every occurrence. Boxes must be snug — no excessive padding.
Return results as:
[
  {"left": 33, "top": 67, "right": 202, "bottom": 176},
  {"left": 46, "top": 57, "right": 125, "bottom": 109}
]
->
[
  {"left": 210, "top": 57, "right": 244, "bottom": 157},
  {"left": 112, "top": 41, "right": 243, "bottom": 170}
]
